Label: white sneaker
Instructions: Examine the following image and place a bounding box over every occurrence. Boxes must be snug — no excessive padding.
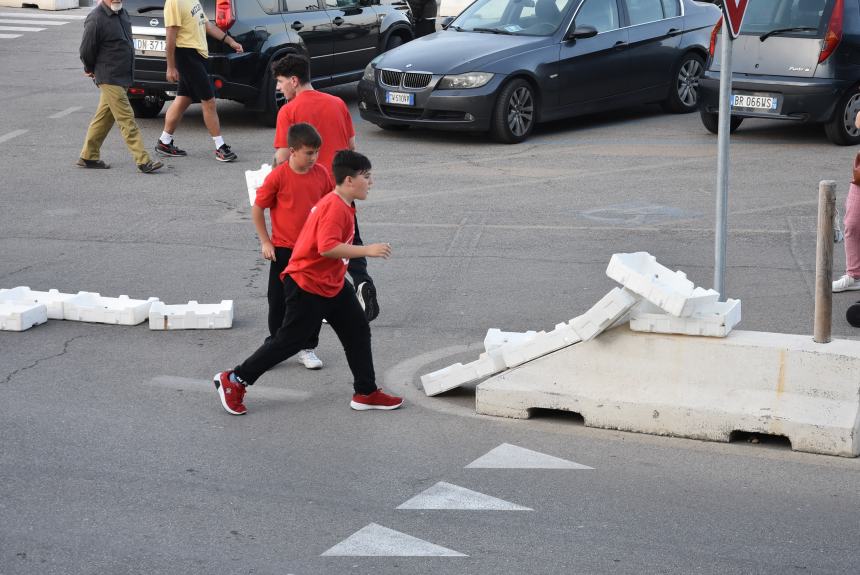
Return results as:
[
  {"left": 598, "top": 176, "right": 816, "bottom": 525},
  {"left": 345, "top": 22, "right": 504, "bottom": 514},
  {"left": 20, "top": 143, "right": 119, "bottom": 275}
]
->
[
  {"left": 833, "top": 274, "right": 860, "bottom": 292},
  {"left": 297, "top": 349, "right": 323, "bottom": 370}
]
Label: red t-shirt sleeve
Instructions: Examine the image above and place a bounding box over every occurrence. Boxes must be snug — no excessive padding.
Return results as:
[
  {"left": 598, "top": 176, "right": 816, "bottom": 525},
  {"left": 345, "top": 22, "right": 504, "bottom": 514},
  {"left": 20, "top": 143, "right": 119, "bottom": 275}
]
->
[
  {"left": 254, "top": 167, "right": 280, "bottom": 209},
  {"left": 317, "top": 205, "right": 351, "bottom": 254},
  {"left": 273, "top": 105, "right": 291, "bottom": 149}
]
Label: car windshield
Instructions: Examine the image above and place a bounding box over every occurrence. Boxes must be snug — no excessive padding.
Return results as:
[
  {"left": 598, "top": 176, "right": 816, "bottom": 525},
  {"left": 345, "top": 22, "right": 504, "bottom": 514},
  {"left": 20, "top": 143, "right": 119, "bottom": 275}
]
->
[
  {"left": 451, "top": 0, "right": 576, "bottom": 37},
  {"left": 740, "top": 0, "right": 832, "bottom": 37}
]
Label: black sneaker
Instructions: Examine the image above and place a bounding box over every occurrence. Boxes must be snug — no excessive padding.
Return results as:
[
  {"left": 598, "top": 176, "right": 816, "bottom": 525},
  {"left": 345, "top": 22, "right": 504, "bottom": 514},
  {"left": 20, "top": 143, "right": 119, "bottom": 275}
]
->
[
  {"left": 155, "top": 140, "right": 186, "bottom": 157},
  {"left": 356, "top": 281, "right": 379, "bottom": 322},
  {"left": 215, "top": 143, "right": 237, "bottom": 162},
  {"left": 76, "top": 158, "right": 110, "bottom": 169},
  {"left": 138, "top": 160, "right": 163, "bottom": 173}
]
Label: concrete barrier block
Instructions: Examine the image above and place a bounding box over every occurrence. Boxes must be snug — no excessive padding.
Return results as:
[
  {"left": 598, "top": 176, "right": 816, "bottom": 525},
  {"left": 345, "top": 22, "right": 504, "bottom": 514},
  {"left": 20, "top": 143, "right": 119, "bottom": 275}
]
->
[
  {"left": 0, "top": 287, "right": 76, "bottom": 320},
  {"left": 630, "top": 299, "right": 742, "bottom": 337},
  {"left": 0, "top": 302, "right": 48, "bottom": 331},
  {"left": 477, "top": 326, "right": 860, "bottom": 457},
  {"left": 483, "top": 329, "right": 538, "bottom": 352},
  {"left": 571, "top": 287, "right": 639, "bottom": 341},
  {"left": 63, "top": 292, "right": 158, "bottom": 325},
  {"left": 245, "top": 163, "right": 272, "bottom": 206},
  {"left": 501, "top": 325, "right": 580, "bottom": 368},
  {"left": 606, "top": 252, "right": 718, "bottom": 316},
  {"left": 149, "top": 300, "right": 234, "bottom": 330}
]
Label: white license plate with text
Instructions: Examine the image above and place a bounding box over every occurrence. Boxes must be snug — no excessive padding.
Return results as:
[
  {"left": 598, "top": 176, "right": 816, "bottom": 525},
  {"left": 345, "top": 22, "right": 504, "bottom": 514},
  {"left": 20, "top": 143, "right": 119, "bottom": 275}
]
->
[
  {"left": 134, "top": 37, "right": 166, "bottom": 56},
  {"left": 731, "top": 94, "right": 777, "bottom": 111},
  {"left": 385, "top": 91, "right": 414, "bottom": 106}
]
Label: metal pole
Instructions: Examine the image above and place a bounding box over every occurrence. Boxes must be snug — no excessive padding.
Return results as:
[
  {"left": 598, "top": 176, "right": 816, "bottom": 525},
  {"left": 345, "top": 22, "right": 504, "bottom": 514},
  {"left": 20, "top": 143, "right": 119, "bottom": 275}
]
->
[
  {"left": 714, "top": 27, "right": 733, "bottom": 301},
  {"left": 814, "top": 180, "right": 836, "bottom": 343}
]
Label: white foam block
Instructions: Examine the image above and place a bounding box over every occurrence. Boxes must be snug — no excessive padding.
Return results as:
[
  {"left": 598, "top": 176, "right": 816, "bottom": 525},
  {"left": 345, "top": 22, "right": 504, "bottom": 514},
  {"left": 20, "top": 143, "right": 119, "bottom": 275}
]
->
[
  {"left": 571, "top": 287, "right": 639, "bottom": 341},
  {"left": 0, "top": 301, "right": 48, "bottom": 331},
  {"left": 421, "top": 350, "right": 507, "bottom": 396},
  {"left": 0, "top": 0, "right": 78, "bottom": 8},
  {"left": 245, "top": 163, "right": 272, "bottom": 206},
  {"left": 606, "top": 252, "right": 718, "bottom": 317},
  {"left": 63, "top": 292, "right": 158, "bottom": 325},
  {"left": 0, "top": 286, "right": 76, "bottom": 320},
  {"left": 630, "top": 299, "right": 742, "bottom": 337},
  {"left": 501, "top": 325, "right": 580, "bottom": 368},
  {"left": 149, "top": 300, "right": 234, "bottom": 330},
  {"left": 483, "top": 329, "right": 538, "bottom": 352}
]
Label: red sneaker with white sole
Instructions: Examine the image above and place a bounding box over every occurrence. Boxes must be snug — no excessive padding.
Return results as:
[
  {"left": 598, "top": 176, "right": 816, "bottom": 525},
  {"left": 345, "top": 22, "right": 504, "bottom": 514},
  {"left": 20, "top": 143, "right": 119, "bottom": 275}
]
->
[
  {"left": 213, "top": 371, "right": 247, "bottom": 415},
  {"left": 350, "top": 389, "right": 403, "bottom": 411}
]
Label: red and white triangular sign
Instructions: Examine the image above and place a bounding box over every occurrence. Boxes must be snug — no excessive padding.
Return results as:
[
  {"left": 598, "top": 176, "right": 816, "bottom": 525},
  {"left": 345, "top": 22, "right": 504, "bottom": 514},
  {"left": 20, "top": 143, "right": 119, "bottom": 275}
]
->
[{"left": 723, "top": 0, "right": 749, "bottom": 39}]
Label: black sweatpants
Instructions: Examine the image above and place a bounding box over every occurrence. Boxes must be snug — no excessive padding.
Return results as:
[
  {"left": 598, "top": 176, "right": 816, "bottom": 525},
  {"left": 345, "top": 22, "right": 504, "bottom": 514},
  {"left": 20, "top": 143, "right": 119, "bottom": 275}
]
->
[{"left": 236, "top": 274, "right": 377, "bottom": 393}]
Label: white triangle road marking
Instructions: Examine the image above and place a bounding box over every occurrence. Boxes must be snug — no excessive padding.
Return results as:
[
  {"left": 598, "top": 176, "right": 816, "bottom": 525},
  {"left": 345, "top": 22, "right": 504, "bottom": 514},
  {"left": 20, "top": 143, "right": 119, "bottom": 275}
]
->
[
  {"left": 0, "top": 26, "right": 44, "bottom": 32},
  {"left": 0, "top": 18, "right": 68, "bottom": 25},
  {"left": 0, "top": 33, "right": 21, "bottom": 38},
  {"left": 0, "top": 11, "right": 88, "bottom": 19},
  {"left": 465, "top": 443, "right": 594, "bottom": 469},
  {"left": 321, "top": 523, "right": 467, "bottom": 557},
  {"left": 397, "top": 481, "right": 532, "bottom": 510}
]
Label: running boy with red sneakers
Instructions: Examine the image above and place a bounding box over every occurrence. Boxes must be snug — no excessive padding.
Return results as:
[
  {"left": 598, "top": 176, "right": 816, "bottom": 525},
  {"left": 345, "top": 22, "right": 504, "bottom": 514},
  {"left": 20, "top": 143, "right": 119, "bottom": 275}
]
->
[{"left": 213, "top": 150, "right": 402, "bottom": 415}]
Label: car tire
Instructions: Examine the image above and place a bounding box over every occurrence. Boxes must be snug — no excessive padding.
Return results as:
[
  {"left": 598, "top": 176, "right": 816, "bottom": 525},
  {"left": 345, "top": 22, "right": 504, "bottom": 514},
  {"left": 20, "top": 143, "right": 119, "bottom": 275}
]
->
[
  {"left": 130, "top": 96, "right": 164, "bottom": 119},
  {"left": 384, "top": 33, "right": 404, "bottom": 52},
  {"left": 257, "top": 70, "right": 283, "bottom": 128},
  {"left": 490, "top": 78, "right": 536, "bottom": 144},
  {"left": 662, "top": 52, "right": 705, "bottom": 114},
  {"left": 700, "top": 110, "right": 743, "bottom": 135},
  {"left": 824, "top": 89, "right": 860, "bottom": 146}
]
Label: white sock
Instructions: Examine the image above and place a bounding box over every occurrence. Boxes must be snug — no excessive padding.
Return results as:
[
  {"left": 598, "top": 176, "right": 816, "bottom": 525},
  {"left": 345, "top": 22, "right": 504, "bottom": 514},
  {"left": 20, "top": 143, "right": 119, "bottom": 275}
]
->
[
  {"left": 213, "top": 135, "right": 225, "bottom": 149},
  {"left": 159, "top": 131, "right": 173, "bottom": 145}
]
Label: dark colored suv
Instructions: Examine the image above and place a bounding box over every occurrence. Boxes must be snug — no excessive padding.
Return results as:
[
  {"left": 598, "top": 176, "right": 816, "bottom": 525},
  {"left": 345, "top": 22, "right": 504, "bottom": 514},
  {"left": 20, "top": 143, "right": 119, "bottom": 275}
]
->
[
  {"left": 124, "top": 0, "right": 415, "bottom": 125},
  {"left": 698, "top": 0, "right": 860, "bottom": 145}
]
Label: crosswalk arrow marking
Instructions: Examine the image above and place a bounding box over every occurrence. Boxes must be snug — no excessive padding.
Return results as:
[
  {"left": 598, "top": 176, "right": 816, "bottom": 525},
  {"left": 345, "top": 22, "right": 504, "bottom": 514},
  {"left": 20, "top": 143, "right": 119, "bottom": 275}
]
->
[
  {"left": 465, "top": 443, "right": 594, "bottom": 469},
  {"left": 321, "top": 523, "right": 467, "bottom": 557},
  {"left": 397, "top": 481, "right": 532, "bottom": 510}
]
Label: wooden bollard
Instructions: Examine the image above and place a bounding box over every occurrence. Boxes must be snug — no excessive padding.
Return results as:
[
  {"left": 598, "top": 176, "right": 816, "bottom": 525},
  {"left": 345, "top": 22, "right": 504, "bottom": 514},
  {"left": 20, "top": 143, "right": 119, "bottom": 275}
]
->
[{"left": 814, "top": 180, "right": 836, "bottom": 343}]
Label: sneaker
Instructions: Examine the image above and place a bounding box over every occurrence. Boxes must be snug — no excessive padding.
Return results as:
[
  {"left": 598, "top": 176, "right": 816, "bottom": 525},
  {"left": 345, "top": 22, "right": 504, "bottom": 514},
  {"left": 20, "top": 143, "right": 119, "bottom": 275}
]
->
[
  {"left": 155, "top": 140, "right": 187, "bottom": 157},
  {"left": 213, "top": 371, "right": 247, "bottom": 415},
  {"left": 76, "top": 158, "right": 110, "bottom": 169},
  {"left": 356, "top": 282, "right": 379, "bottom": 322},
  {"left": 350, "top": 389, "right": 403, "bottom": 411},
  {"left": 215, "top": 144, "right": 237, "bottom": 162},
  {"left": 297, "top": 349, "right": 323, "bottom": 370},
  {"left": 138, "top": 160, "right": 163, "bottom": 173},
  {"left": 833, "top": 274, "right": 860, "bottom": 292}
]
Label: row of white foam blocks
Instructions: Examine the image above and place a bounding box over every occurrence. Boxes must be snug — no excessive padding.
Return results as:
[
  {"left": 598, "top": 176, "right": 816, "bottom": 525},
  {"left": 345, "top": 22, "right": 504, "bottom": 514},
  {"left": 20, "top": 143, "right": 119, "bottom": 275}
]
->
[
  {"left": 420, "top": 252, "right": 742, "bottom": 396},
  {"left": 0, "top": 287, "right": 233, "bottom": 331}
]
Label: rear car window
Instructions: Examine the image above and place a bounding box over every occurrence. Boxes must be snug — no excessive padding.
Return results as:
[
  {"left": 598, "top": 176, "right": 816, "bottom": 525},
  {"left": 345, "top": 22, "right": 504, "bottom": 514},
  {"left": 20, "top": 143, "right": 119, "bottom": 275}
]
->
[{"left": 740, "top": 0, "right": 831, "bottom": 36}]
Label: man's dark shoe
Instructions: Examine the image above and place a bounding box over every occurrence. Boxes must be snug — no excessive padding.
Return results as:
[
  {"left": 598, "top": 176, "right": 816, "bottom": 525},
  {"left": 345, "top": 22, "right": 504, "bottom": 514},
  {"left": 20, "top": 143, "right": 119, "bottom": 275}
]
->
[
  {"left": 138, "top": 160, "right": 164, "bottom": 174},
  {"left": 76, "top": 158, "right": 110, "bottom": 169},
  {"left": 215, "top": 143, "right": 237, "bottom": 162},
  {"left": 155, "top": 140, "right": 187, "bottom": 157},
  {"left": 356, "top": 281, "right": 379, "bottom": 322}
]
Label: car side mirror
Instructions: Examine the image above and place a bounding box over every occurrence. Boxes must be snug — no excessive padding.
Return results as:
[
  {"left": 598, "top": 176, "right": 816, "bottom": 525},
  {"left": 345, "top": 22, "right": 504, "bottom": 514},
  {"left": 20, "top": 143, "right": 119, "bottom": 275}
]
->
[
  {"left": 565, "top": 25, "right": 598, "bottom": 41},
  {"left": 441, "top": 16, "right": 455, "bottom": 29}
]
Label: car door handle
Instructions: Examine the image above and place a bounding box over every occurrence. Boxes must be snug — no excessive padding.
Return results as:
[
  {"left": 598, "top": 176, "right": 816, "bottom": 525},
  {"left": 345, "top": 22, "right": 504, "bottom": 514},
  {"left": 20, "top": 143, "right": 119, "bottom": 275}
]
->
[
  {"left": 333, "top": 16, "right": 344, "bottom": 25},
  {"left": 667, "top": 27, "right": 680, "bottom": 36},
  {"left": 291, "top": 21, "right": 303, "bottom": 31},
  {"left": 613, "top": 41, "right": 627, "bottom": 50}
]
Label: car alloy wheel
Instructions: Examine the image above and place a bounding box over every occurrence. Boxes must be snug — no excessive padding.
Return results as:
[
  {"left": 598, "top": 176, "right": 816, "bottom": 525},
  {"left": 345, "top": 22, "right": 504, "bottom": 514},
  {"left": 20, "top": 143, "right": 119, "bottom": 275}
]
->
[
  {"left": 663, "top": 53, "right": 705, "bottom": 114},
  {"left": 491, "top": 78, "right": 536, "bottom": 143},
  {"left": 825, "top": 90, "right": 860, "bottom": 145}
]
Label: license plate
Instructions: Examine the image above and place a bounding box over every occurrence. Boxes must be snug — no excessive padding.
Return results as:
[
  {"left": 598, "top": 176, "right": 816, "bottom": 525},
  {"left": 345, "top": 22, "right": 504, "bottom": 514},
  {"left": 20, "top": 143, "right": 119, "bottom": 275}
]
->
[
  {"left": 385, "top": 91, "right": 414, "bottom": 106},
  {"left": 134, "top": 37, "right": 166, "bottom": 56},
  {"left": 731, "top": 94, "right": 778, "bottom": 111}
]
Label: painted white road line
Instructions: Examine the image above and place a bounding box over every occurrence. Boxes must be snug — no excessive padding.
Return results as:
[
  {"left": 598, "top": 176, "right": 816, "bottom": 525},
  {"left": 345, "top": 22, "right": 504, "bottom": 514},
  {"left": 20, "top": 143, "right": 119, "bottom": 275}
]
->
[
  {"left": 321, "top": 523, "right": 467, "bottom": 557},
  {"left": 49, "top": 106, "right": 82, "bottom": 119},
  {"left": 147, "top": 375, "right": 312, "bottom": 402},
  {"left": 465, "top": 443, "right": 594, "bottom": 469},
  {"left": 0, "top": 129, "right": 27, "bottom": 144},
  {"left": 0, "top": 33, "right": 21, "bottom": 38},
  {"left": 0, "top": 26, "right": 44, "bottom": 32},
  {"left": 397, "top": 481, "right": 532, "bottom": 511},
  {"left": 0, "top": 11, "right": 88, "bottom": 19},
  {"left": 0, "top": 18, "right": 67, "bottom": 25}
]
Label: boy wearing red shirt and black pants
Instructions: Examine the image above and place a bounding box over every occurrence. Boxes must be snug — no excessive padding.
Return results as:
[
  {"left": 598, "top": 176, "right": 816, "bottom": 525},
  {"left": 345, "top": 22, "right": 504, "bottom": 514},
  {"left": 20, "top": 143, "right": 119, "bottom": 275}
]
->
[
  {"left": 254, "top": 123, "right": 331, "bottom": 369},
  {"left": 213, "top": 150, "right": 402, "bottom": 415},
  {"left": 271, "top": 54, "right": 379, "bottom": 322}
]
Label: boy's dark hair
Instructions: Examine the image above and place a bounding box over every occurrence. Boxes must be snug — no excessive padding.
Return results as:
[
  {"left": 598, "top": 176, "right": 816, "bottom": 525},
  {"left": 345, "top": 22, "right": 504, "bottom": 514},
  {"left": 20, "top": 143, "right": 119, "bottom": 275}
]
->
[
  {"left": 332, "top": 150, "right": 372, "bottom": 185},
  {"left": 287, "top": 123, "right": 322, "bottom": 150},
  {"left": 271, "top": 54, "right": 311, "bottom": 85}
]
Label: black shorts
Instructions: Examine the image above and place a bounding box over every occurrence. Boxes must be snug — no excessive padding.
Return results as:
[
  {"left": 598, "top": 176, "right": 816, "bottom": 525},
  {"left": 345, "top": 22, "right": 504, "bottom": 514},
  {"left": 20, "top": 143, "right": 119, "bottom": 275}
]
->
[{"left": 175, "top": 47, "right": 214, "bottom": 102}]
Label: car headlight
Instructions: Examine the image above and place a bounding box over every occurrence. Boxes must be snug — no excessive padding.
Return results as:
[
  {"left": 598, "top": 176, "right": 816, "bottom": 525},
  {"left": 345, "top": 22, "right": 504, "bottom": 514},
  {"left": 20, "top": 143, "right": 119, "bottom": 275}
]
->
[
  {"left": 437, "top": 72, "right": 494, "bottom": 90},
  {"left": 363, "top": 55, "right": 383, "bottom": 82}
]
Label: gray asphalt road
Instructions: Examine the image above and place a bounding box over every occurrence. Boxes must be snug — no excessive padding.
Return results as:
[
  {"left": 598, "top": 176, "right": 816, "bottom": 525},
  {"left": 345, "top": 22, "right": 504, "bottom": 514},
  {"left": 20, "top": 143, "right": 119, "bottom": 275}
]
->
[{"left": 1, "top": 8, "right": 859, "bottom": 575}]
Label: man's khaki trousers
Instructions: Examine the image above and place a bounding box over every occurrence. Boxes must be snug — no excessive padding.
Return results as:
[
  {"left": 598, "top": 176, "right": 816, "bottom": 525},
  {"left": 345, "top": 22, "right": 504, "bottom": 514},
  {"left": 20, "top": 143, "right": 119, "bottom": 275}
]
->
[{"left": 80, "top": 83, "right": 151, "bottom": 165}]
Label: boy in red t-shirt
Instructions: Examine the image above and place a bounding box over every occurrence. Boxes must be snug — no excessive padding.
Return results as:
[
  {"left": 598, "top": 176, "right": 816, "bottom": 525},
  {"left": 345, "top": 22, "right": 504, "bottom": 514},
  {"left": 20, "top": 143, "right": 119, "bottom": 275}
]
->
[
  {"left": 254, "top": 123, "right": 333, "bottom": 369},
  {"left": 213, "top": 150, "right": 402, "bottom": 415}
]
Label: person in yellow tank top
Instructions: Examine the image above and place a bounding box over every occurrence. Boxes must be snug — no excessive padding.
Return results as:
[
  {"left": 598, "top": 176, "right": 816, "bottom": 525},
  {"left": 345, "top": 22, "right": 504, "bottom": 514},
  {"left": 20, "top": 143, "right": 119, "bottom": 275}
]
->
[{"left": 155, "top": 0, "right": 243, "bottom": 162}]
